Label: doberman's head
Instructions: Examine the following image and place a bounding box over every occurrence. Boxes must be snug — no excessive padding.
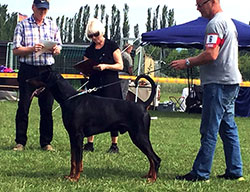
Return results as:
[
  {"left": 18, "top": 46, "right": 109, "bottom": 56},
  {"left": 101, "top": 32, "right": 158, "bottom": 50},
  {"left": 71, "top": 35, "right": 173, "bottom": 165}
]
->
[
  {"left": 27, "top": 70, "right": 78, "bottom": 104},
  {"left": 26, "top": 69, "right": 61, "bottom": 88}
]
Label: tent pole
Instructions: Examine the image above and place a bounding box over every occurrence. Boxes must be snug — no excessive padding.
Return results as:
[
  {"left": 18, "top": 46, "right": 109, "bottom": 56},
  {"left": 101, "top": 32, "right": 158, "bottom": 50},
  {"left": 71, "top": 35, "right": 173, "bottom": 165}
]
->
[
  {"left": 135, "top": 45, "right": 143, "bottom": 103},
  {"left": 160, "top": 47, "right": 163, "bottom": 61}
]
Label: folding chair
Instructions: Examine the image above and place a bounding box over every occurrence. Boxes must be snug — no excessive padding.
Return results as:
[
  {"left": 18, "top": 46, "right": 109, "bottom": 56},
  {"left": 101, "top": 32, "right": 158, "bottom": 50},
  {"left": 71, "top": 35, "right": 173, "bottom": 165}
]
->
[{"left": 169, "top": 96, "right": 185, "bottom": 111}]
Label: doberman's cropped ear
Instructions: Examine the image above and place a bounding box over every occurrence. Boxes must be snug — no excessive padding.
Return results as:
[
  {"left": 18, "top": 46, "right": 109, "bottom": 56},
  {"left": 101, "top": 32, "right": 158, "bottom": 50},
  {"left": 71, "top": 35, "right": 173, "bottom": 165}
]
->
[{"left": 26, "top": 77, "right": 46, "bottom": 88}]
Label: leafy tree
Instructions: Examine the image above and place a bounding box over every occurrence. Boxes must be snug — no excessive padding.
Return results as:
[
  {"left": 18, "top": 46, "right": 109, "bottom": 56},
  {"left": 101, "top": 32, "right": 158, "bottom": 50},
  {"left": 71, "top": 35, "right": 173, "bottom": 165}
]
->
[
  {"left": 0, "top": 4, "right": 9, "bottom": 40},
  {"left": 67, "top": 18, "right": 73, "bottom": 43},
  {"left": 104, "top": 14, "right": 109, "bottom": 38},
  {"left": 94, "top": 4, "right": 99, "bottom": 18},
  {"left": 80, "top": 5, "right": 90, "bottom": 42},
  {"left": 63, "top": 17, "right": 69, "bottom": 43},
  {"left": 114, "top": 9, "right": 121, "bottom": 44},
  {"left": 152, "top": 5, "right": 160, "bottom": 30},
  {"left": 0, "top": 4, "right": 16, "bottom": 41},
  {"left": 109, "top": 5, "right": 117, "bottom": 40},
  {"left": 100, "top": 5, "right": 106, "bottom": 23},
  {"left": 162, "top": 48, "right": 200, "bottom": 78},
  {"left": 134, "top": 24, "right": 139, "bottom": 38},
  {"left": 108, "top": 5, "right": 121, "bottom": 43},
  {"left": 239, "top": 51, "right": 250, "bottom": 80},
  {"left": 168, "top": 9, "right": 175, "bottom": 27},
  {"left": 122, "top": 3, "right": 130, "bottom": 40},
  {"left": 74, "top": 7, "right": 83, "bottom": 43},
  {"left": 146, "top": 8, "right": 152, "bottom": 32},
  {"left": 144, "top": 45, "right": 162, "bottom": 62},
  {"left": 56, "top": 16, "right": 60, "bottom": 28},
  {"left": 59, "top": 15, "right": 65, "bottom": 43},
  {"left": 160, "top": 5, "right": 168, "bottom": 29},
  {"left": 5, "top": 12, "right": 17, "bottom": 40}
]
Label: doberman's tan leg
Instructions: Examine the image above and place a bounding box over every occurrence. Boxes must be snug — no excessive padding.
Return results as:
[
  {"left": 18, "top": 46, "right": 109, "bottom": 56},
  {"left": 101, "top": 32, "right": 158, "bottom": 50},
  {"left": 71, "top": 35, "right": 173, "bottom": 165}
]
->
[
  {"left": 142, "top": 159, "right": 157, "bottom": 183},
  {"left": 80, "top": 160, "right": 83, "bottom": 172},
  {"left": 65, "top": 151, "right": 76, "bottom": 180}
]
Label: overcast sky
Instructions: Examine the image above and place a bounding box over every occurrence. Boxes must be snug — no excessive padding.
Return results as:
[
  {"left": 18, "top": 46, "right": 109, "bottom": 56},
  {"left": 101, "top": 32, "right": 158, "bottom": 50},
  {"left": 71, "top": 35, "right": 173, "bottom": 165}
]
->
[{"left": 1, "top": 0, "right": 250, "bottom": 35}]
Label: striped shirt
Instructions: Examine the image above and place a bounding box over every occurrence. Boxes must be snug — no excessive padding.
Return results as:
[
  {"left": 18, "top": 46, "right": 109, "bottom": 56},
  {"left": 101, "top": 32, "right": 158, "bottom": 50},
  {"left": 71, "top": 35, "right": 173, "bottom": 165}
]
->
[{"left": 13, "top": 15, "right": 62, "bottom": 66}]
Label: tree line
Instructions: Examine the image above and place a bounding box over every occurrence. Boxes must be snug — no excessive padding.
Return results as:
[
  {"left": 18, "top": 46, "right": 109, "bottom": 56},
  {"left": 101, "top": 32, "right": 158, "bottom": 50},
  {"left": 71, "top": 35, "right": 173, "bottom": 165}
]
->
[
  {"left": 1, "top": 3, "right": 250, "bottom": 80},
  {"left": 0, "top": 4, "right": 17, "bottom": 41},
  {"left": 0, "top": 3, "right": 175, "bottom": 44},
  {"left": 56, "top": 4, "right": 175, "bottom": 45}
]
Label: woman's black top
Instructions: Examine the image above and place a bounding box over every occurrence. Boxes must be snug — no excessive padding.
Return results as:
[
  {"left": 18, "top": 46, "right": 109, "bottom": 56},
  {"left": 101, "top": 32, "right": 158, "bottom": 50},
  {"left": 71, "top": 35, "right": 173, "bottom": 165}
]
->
[{"left": 84, "top": 39, "right": 122, "bottom": 99}]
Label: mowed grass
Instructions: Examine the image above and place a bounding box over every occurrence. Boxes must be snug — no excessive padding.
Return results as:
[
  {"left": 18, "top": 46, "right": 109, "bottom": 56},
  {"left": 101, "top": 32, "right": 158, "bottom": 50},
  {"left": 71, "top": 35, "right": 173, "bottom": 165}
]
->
[{"left": 0, "top": 97, "right": 249, "bottom": 192}]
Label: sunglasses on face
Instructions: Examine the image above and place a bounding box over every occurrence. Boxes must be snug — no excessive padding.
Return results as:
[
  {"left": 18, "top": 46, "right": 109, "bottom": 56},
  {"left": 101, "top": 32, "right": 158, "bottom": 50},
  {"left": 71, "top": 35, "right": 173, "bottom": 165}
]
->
[
  {"left": 87, "top": 31, "right": 100, "bottom": 38},
  {"left": 196, "top": 0, "right": 210, "bottom": 8}
]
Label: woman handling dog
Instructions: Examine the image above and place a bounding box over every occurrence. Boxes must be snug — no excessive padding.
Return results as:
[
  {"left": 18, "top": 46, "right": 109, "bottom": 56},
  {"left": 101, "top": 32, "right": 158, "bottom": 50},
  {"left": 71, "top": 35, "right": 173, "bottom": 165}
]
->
[{"left": 82, "top": 18, "right": 123, "bottom": 153}]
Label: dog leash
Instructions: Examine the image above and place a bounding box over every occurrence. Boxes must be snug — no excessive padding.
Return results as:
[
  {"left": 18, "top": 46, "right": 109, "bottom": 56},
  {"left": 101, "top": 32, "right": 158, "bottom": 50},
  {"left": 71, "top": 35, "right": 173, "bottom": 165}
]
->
[
  {"left": 66, "top": 87, "right": 97, "bottom": 101},
  {"left": 144, "top": 62, "right": 172, "bottom": 75},
  {"left": 52, "top": 80, "right": 89, "bottom": 113},
  {"left": 67, "top": 79, "right": 126, "bottom": 101},
  {"left": 64, "top": 63, "right": 171, "bottom": 102},
  {"left": 53, "top": 61, "right": 171, "bottom": 113},
  {"left": 53, "top": 79, "right": 126, "bottom": 113}
]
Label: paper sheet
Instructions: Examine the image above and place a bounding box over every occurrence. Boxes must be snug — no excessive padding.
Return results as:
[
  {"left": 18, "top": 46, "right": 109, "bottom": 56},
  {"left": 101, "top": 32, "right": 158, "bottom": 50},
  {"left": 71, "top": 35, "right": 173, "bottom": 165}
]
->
[{"left": 35, "top": 40, "right": 58, "bottom": 57}]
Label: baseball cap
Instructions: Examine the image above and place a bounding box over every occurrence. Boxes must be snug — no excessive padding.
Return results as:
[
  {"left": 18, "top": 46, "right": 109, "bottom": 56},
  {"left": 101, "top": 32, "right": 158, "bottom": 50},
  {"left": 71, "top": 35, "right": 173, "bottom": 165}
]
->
[{"left": 33, "top": 0, "right": 50, "bottom": 9}]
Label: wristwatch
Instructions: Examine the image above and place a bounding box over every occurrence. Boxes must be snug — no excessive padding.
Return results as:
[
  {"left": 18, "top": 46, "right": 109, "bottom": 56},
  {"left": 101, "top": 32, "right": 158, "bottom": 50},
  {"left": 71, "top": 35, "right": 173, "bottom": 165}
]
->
[{"left": 185, "top": 59, "right": 190, "bottom": 67}]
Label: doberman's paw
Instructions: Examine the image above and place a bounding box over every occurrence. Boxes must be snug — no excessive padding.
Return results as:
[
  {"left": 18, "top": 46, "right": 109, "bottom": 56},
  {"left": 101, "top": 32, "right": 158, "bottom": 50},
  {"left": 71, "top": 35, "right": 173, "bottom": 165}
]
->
[
  {"left": 142, "top": 174, "right": 157, "bottom": 183},
  {"left": 64, "top": 175, "right": 79, "bottom": 182},
  {"left": 147, "top": 177, "right": 157, "bottom": 183}
]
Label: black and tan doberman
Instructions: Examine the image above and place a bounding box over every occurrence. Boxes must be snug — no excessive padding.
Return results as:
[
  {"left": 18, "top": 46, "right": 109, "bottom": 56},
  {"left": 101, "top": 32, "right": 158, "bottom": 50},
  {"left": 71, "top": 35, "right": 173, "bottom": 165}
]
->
[{"left": 28, "top": 70, "right": 161, "bottom": 182}]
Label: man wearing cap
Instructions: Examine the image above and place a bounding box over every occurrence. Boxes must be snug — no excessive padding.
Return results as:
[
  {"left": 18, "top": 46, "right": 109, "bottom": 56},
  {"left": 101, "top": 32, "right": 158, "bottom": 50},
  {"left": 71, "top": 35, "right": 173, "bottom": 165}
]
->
[{"left": 12, "top": 0, "right": 62, "bottom": 151}]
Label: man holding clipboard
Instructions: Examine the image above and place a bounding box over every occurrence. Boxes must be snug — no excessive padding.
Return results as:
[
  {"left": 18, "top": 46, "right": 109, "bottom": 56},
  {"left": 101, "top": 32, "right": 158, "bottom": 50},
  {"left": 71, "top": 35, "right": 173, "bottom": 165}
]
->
[{"left": 12, "top": 0, "right": 62, "bottom": 151}]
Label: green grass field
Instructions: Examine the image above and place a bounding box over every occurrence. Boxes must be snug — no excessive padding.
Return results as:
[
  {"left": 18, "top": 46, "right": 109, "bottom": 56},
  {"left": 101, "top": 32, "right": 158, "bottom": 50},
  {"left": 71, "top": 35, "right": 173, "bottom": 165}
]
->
[{"left": 0, "top": 91, "right": 249, "bottom": 192}]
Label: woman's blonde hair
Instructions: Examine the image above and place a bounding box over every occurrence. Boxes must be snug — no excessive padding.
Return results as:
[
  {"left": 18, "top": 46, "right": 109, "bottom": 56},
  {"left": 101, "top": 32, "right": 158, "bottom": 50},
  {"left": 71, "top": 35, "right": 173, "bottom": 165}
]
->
[{"left": 85, "top": 18, "right": 105, "bottom": 40}]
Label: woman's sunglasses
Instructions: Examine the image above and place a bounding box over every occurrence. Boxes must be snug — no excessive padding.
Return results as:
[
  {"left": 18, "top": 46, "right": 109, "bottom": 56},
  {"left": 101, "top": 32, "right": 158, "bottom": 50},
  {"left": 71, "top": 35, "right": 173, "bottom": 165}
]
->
[{"left": 88, "top": 31, "right": 100, "bottom": 38}]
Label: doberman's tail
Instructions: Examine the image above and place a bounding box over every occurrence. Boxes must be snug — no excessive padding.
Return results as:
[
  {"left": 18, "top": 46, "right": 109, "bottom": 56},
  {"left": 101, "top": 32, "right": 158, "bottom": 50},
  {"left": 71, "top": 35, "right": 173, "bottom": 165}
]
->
[{"left": 134, "top": 74, "right": 157, "bottom": 108}]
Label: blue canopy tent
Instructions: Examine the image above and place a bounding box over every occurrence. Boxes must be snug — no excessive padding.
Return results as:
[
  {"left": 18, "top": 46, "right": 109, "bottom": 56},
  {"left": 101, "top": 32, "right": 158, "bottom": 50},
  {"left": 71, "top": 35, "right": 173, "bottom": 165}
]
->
[
  {"left": 141, "top": 17, "right": 250, "bottom": 50},
  {"left": 141, "top": 17, "right": 250, "bottom": 117}
]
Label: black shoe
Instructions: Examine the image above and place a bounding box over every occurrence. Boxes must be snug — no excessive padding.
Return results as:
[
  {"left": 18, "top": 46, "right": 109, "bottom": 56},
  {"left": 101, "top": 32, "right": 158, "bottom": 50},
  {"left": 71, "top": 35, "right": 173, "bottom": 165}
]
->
[
  {"left": 107, "top": 144, "right": 119, "bottom": 153},
  {"left": 176, "top": 173, "right": 209, "bottom": 182},
  {"left": 83, "top": 143, "right": 94, "bottom": 152},
  {"left": 217, "top": 174, "right": 245, "bottom": 181}
]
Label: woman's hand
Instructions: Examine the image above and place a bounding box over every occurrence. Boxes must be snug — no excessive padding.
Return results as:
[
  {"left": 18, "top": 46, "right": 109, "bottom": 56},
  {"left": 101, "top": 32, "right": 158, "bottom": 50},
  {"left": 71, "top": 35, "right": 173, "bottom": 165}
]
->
[{"left": 93, "top": 64, "right": 107, "bottom": 71}]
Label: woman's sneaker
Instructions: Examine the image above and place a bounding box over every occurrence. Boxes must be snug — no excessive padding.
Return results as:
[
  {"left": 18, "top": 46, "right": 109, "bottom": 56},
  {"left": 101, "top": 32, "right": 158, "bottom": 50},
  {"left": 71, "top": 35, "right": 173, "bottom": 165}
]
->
[
  {"left": 107, "top": 144, "right": 119, "bottom": 153},
  {"left": 83, "top": 143, "right": 94, "bottom": 152}
]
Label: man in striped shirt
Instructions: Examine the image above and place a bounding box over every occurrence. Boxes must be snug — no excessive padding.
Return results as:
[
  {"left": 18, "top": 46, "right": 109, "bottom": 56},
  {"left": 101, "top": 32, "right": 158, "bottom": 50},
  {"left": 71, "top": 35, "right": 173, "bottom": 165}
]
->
[{"left": 13, "top": 0, "right": 62, "bottom": 151}]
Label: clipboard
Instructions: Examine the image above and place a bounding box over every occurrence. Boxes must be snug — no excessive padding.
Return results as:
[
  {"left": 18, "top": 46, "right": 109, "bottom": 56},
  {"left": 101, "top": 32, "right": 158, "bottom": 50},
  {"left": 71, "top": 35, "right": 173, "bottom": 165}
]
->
[
  {"left": 35, "top": 40, "right": 58, "bottom": 57},
  {"left": 73, "top": 59, "right": 98, "bottom": 76}
]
